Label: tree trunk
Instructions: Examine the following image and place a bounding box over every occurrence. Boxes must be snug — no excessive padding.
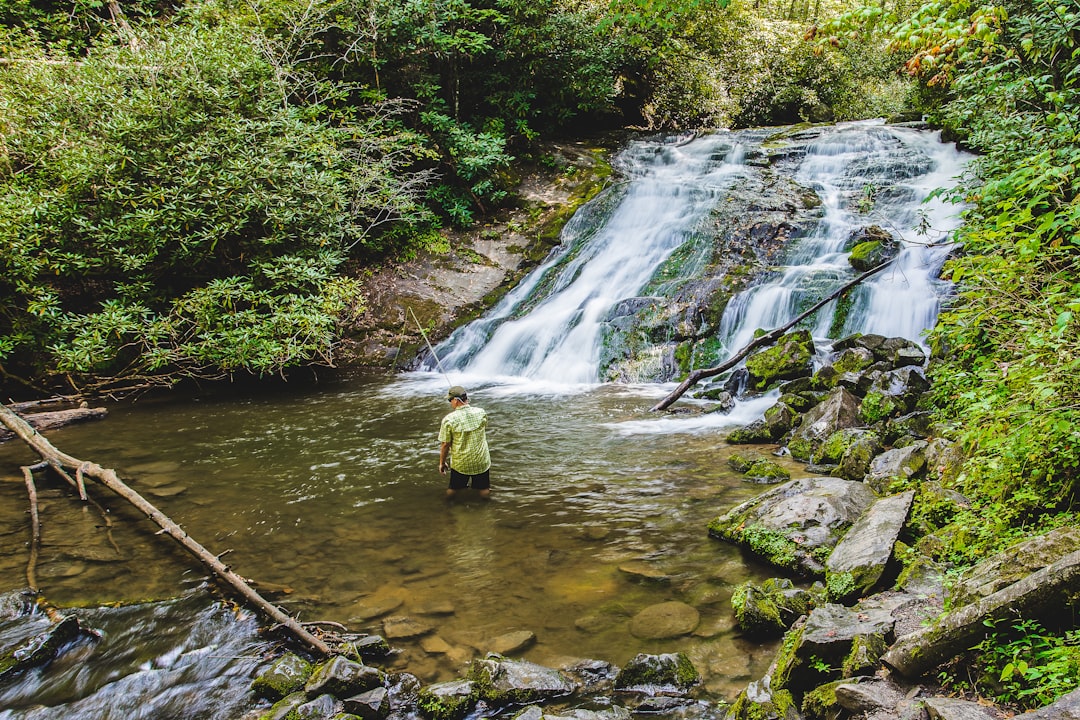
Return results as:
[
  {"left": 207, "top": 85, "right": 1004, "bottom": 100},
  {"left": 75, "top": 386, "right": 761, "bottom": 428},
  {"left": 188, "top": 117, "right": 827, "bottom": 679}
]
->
[
  {"left": 882, "top": 549, "right": 1080, "bottom": 677},
  {"left": 0, "top": 403, "right": 332, "bottom": 656},
  {"left": 0, "top": 407, "right": 107, "bottom": 441}
]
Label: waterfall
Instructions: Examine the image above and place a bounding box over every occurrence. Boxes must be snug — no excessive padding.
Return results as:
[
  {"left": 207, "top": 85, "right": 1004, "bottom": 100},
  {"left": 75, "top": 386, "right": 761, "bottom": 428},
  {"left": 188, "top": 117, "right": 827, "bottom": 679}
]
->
[
  {"left": 717, "top": 123, "right": 968, "bottom": 353},
  {"left": 436, "top": 122, "right": 968, "bottom": 385},
  {"left": 435, "top": 133, "right": 751, "bottom": 384}
]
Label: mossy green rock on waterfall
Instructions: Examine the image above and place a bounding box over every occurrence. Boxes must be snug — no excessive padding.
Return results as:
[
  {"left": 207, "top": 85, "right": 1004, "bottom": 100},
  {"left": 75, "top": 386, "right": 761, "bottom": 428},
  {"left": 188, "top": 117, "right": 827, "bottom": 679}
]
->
[
  {"left": 745, "top": 330, "right": 815, "bottom": 391},
  {"left": 847, "top": 237, "right": 900, "bottom": 272}
]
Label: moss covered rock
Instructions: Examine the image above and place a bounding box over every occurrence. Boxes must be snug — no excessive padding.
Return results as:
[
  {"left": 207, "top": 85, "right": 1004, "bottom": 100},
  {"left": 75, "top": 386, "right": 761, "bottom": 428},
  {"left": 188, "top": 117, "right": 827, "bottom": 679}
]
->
[
  {"left": 252, "top": 653, "right": 314, "bottom": 701},
  {"left": 468, "top": 656, "right": 574, "bottom": 705},
  {"left": 745, "top": 330, "right": 815, "bottom": 391},
  {"left": 417, "top": 680, "right": 476, "bottom": 720},
  {"left": 614, "top": 652, "right": 700, "bottom": 694},
  {"left": 847, "top": 237, "right": 900, "bottom": 272}
]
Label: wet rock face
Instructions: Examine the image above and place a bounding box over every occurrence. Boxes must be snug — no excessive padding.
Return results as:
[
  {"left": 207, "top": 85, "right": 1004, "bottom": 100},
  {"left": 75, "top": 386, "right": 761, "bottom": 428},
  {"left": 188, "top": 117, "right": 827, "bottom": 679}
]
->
[
  {"left": 468, "top": 655, "right": 575, "bottom": 705},
  {"left": 0, "top": 614, "right": 88, "bottom": 683},
  {"left": 252, "top": 652, "right": 314, "bottom": 700},
  {"left": 786, "top": 388, "right": 862, "bottom": 462},
  {"left": 825, "top": 491, "right": 915, "bottom": 602},
  {"left": 745, "top": 330, "right": 816, "bottom": 391}
]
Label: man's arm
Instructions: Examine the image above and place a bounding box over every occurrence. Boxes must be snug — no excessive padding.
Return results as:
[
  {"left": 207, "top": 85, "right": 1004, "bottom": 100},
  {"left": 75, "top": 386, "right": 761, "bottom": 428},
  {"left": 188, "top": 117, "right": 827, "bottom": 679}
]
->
[{"left": 439, "top": 441, "right": 450, "bottom": 474}]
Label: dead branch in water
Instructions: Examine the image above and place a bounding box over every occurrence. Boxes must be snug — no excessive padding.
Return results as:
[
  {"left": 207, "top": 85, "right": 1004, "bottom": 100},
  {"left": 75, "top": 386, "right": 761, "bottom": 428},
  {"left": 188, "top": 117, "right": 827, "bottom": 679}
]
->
[
  {"left": 650, "top": 259, "right": 896, "bottom": 412},
  {"left": 0, "top": 403, "right": 332, "bottom": 656}
]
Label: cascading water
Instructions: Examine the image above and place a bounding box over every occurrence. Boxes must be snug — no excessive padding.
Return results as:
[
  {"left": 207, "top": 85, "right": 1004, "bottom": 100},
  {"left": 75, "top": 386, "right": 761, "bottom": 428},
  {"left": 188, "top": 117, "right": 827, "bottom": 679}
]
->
[
  {"left": 438, "top": 122, "right": 968, "bottom": 384},
  {"left": 717, "top": 123, "right": 968, "bottom": 353},
  {"left": 436, "top": 133, "right": 751, "bottom": 383}
]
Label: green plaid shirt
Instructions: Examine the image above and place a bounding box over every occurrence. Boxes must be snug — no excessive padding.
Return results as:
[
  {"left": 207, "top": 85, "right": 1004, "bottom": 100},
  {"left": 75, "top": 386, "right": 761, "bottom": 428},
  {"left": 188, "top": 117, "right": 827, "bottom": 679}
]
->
[{"left": 439, "top": 405, "right": 490, "bottom": 475}]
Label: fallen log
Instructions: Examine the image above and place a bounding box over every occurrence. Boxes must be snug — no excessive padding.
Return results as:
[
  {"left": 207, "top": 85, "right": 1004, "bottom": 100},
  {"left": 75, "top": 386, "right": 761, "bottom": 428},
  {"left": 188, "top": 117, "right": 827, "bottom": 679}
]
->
[
  {"left": 882, "top": 549, "right": 1080, "bottom": 678},
  {"left": 0, "top": 403, "right": 332, "bottom": 656},
  {"left": 651, "top": 259, "right": 895, "bottom": 411},
  {"left": 0, "top": 407, "right": 107, "bottom": 442}
]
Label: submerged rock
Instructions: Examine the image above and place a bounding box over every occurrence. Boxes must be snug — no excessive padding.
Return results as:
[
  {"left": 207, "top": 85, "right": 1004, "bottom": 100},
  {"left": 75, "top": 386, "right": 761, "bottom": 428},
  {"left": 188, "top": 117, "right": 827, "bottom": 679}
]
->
[
  {"left": 0, "top": 615, "right": 86, "bottom": 682},
  {"left": 628, "top": 601, "right": 700, "bottom": 639}
]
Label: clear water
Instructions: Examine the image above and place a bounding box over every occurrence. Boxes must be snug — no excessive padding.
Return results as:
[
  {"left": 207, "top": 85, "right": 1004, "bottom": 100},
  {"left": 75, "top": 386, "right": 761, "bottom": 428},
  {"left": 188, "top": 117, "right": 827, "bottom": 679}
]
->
[{"left": 0, "top": 375, "right": 793, "bottom": 718}]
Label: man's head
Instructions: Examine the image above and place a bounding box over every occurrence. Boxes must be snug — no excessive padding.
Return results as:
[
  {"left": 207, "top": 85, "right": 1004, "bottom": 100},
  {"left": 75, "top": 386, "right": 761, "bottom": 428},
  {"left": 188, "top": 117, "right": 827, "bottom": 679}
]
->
[{"left": 447, "top": 385, "right": 468, "bottom": 404}]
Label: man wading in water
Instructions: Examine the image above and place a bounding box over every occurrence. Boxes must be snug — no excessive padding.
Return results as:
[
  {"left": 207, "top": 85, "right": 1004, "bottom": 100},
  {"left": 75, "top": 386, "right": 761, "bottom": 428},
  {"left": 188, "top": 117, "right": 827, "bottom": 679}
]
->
[{"left": 438, "top": 386, "right": 491, "bottom": 499}]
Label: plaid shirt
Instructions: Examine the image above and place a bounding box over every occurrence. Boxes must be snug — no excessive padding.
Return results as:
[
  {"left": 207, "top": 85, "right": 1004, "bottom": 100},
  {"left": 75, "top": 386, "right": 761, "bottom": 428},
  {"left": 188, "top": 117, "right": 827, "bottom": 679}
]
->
[{"left": 439, "top": 405, "right": 490, "bottom": 475}]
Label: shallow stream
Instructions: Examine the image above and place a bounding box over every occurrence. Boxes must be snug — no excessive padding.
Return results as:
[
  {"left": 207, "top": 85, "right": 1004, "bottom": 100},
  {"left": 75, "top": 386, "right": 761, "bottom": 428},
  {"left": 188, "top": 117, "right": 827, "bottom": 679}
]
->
[{"left": 0, "top": 375, "right": 791, "bottom": 717}]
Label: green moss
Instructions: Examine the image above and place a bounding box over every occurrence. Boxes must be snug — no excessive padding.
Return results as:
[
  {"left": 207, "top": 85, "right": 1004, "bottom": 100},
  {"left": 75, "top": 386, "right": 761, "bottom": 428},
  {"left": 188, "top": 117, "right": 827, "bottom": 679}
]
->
[
  {"left": 769, "top": 624, "right": 806, "bottom": 691},
  {"left": 841, "top": 633, "right": 888, "bottom": 677},
  {"left": 746, "top": 459, "right": 791, "bottom": 482},
  {"left": 728, "top": 451, "right": 763, "bottom": 473},
  {"left": 801, "top": 679, "right": 846, "bottom": 720},
  {"left": 741, "top": 524, "right": 799, "bottom": 572},
  {"left": 858, "top": 391, "right": 889, "bottom": 424},
  {"left": 732, "top": 581, "right": 785, "bottom": 636},
  {"left": 417, "top": 682, "right": 477, "bottom": 720},
  {"left": 251, "top": 653, "right": 313, "bottom": 701},
  {"left": 788, "top": 436, "right": 815, "bottom": 462},
  {"left": 825, "top": 570, "right": 857, "bottom": 603}
]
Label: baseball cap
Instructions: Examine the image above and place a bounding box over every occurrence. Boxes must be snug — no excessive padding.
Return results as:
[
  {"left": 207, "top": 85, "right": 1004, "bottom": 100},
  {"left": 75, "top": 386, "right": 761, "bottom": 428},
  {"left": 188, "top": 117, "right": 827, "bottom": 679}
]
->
[{"left": 447, "top": 385, "right": 468, "bottom": 400}]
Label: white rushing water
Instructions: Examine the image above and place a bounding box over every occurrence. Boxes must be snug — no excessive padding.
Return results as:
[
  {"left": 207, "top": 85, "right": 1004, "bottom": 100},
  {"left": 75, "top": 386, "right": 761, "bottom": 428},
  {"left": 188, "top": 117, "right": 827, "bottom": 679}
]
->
[
  {"left": 438, "top": 121, "right": 968, "bottom": 389},
  {"left": 718, "top": 122, "right": 969, "bottom": 353}
]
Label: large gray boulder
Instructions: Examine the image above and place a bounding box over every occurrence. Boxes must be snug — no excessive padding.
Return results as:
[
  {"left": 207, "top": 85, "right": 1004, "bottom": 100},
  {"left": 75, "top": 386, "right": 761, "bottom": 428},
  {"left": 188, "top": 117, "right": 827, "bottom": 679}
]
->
[
  {"left": 825, "top": 491, "right": 915, "bottom": 602},
  {"left": 787, "top": 388, "right": 862, "bottom": 462},
  {"left": 948, "top": 526, "right": 1080, "bottom": 609},
  {"left": 708, "top": 477, "right": 875, "bottom": 577}
]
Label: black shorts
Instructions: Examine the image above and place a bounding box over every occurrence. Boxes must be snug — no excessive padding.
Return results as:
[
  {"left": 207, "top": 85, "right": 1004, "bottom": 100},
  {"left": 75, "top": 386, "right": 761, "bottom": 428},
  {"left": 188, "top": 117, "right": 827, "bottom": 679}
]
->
[{"left": 449, "top": 468, "right": 490, "bottom": 490}]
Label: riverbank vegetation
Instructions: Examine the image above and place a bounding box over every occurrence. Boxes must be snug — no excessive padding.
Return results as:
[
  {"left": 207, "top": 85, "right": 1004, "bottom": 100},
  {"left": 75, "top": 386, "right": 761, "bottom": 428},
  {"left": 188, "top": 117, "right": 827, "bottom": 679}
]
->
[{"left": 2, "top": 0, "right": 1079, "bottom": 708}]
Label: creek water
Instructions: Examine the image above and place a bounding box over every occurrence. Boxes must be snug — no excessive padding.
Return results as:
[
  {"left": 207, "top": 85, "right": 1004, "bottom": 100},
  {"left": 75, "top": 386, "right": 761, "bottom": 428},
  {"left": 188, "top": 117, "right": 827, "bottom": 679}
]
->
[{"left": 0, "top": 121, "right": 968, "bottom": 719}]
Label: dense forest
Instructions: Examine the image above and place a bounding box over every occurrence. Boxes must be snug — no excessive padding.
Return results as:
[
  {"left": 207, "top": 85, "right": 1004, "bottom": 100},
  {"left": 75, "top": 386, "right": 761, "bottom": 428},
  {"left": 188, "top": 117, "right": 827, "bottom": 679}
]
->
[{"left": 2, "top": 0, "right": 1078, "bottom": 708}]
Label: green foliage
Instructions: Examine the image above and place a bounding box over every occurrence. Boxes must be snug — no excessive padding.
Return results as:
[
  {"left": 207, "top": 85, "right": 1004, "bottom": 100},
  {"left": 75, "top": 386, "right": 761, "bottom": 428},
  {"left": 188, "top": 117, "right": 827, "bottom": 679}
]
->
[
  {"left": 938, "top": 619, "right": 1080, "bottom": 710},
  {"left": 0, "top": 5, "right": 432, "bottom": 388}
]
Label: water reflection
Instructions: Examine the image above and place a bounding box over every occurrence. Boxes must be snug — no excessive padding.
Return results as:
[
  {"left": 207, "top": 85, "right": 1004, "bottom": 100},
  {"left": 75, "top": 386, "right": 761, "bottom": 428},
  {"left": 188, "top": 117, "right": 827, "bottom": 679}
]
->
[{"left": 0, "top": 373, "right": 791, "bottom": 699}]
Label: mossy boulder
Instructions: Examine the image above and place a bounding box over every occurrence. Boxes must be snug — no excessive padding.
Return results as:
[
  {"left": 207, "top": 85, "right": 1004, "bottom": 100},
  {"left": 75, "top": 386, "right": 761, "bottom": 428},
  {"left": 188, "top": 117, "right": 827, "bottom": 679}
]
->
[
  {"left": 847, "top": 237, "right": 900, "bottom": 272},
  {"left": 253, "top": 653, "right": 314, "bottom": 701},
  {"left": 259, "top": 691, "right": 307, "bottom": 720},
  {"left": 811, "top": 428, "right": 883, "bottom": 482},
  {"left": 613, "top": 652, "right": 700, "bottom": 694},
  {"left": 417, "top": 680, "right": 477, "bottom": 720},
  {"left": 763, "top": 401, "right": 798, "bottom": 440},
  {"left": 745, "top": 330, "right": 816, "bottom": 391},
  {"left": 306, "top": 656, "right": 384, "bottom": 699},
  {"left": 745, "top": 459, "right": 791, "bottom": 484},
  {"left": 708, "top": 477, "right": 876, "bottom": 577},
  {"left": 725, "top": 681, "right": 799, "bottom": 720},
  {"left": 726, "top": 420, "right": 775, "bottom": 444},
  {"left": 786, "top": 388, "right": 861, "bottom": 462},
  {"left": 468, "top": 656, "right": 574, "bottom": 705},
  {"left": 731, "top": 578, "right": 822, "bottom": 637},
  {"left": 728, "top": 451, "right": 766, "bottom": 473}
]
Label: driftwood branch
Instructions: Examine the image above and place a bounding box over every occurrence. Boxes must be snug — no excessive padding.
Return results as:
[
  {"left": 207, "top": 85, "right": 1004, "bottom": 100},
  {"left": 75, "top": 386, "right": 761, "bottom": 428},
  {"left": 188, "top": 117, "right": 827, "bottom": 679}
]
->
[
  {"left": 882, "top": 549, "right": 1080, "bottom": 677},
  {"left": 0, "top": 403, "right": 332, "bottom": 656},
  {"left": 650, "top": 259, "right": 896, "bottom": 412},
  {"left": 22, "top": 466, "right": 41, "bottom": 591}
]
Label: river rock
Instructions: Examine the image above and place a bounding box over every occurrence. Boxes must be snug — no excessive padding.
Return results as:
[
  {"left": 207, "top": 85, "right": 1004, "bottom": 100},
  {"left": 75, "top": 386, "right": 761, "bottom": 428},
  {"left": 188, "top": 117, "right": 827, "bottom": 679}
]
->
[
  {"left": 726, "top": 419, "right": 775, "bottom": 444},
  {"left": 468, "top": 656, "right": 575, "bottom": 705},
  {"left": 825, "top": 490, "right": 915, "bottom": 601},
  {"left": 295, "top": 693, "right": 338, "bottom": 719},
  {"left": 923, "top": 696, "right": 1001, "bottom": 720},
  {"left": 351, "top": 634, "right": 392, "bottom": 659},
  {"left": 948, "top": 526, "right": 1080, "bottom": 609},
  {"left": 0, "top": 615, "right": 85, "bottom": 682},
  {"left": 763, "top": 401, "right": 798, "bottom": 440},
  {"left": 858, "top": 367, "right": 930, "bottom": 424},
  {"left": 417, "top": 679, "right": 476, "bottom": 720},
  {"left": 613, "top": 652, "right": 700, "bottom": 694},
  {"left": 787, "top": 387, "right": 862, "bottom": 461},
  {"left": 343, "top": 687, "right": 390, "bottom": 720},
  {"left": 541, "top": 707, "right": 632, "bottom": 720},
  {"left": 864, "top": 442, "right": 928, "bottom": 493},
  {"left": 348, "top": 589, "right": 405, "bottom": 622},
  {"left": 383, "top": 616, "right": 433, "bottom": 639},
  {"left": 618, "top": 561, "right": 673, "bottom": 583},
  {"left": 745, "top": 330, "right": 816, "bottom": 391},
  {"left": 724, "top": 676, "right": 798, "bottom": 720},
  {"left": 708, "top": 477, "right": 875, "bottom": 577},
  {"left": 833, "top": 677, "right": 906, "bottom": 714},
  {"left": 628, "top": 601, "right": 700, "bottom": 639},
  {"left": 305, "top": 655, "right": 384, "bottom": 698},
  {"left": 847, "top": 232, "right": 900, "bottom": 272},
  {"left": 488, "top": 630, "right": 537, "bottom": 655},
  {"left": 252, "top": 652, "right": 313, "bottom": 700}
]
